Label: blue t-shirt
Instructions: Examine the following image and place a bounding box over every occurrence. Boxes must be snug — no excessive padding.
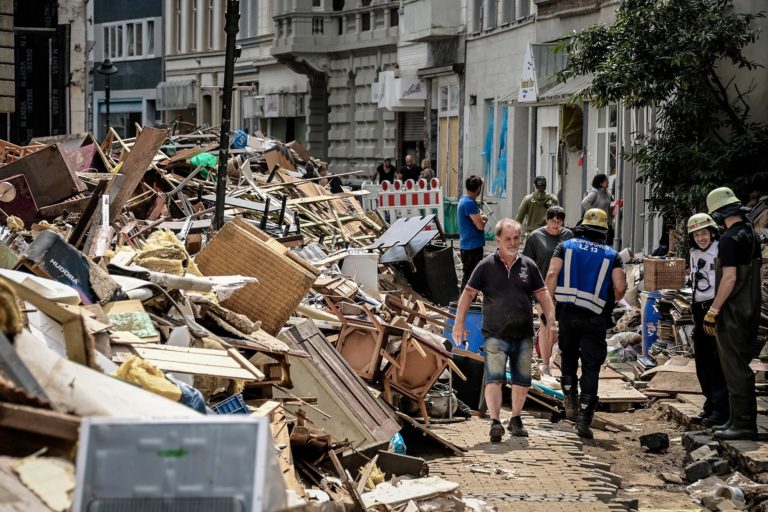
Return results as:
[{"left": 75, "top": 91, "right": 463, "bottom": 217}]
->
[{"left": 458, "top": 195, "right": 485, "bottom": 250}]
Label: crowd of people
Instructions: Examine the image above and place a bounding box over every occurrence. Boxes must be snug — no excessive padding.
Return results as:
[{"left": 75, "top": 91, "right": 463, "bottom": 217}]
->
[{"left": 453, "top": 175, "right": 762, "bottom": 443}]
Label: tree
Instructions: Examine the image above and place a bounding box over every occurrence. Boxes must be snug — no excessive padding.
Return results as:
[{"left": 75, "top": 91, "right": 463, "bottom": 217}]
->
[{"left": 558, "top": 0, "right": 768, "bottom": 222}]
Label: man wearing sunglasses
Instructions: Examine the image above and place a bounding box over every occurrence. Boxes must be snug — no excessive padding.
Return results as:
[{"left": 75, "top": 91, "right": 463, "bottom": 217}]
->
[{"left": 523, "top": 206, "right": 573, "bottom": 376}]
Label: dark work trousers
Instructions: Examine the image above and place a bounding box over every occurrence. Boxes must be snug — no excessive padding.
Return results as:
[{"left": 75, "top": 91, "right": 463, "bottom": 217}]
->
[
  {"left": 557, "top": 305, "right": 609, "bottom": 396},
  {"left": 691, "top": 300, "right": 729, "bottom": 417},
  {"left": 460, "top": 247, "right": 484, "bottom": 290},
  {"left": 715, "top": 259, "right": 763, "bottom": 422}
]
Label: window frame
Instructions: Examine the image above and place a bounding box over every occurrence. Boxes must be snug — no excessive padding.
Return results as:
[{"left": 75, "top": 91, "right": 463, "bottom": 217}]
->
[{"left": 102, "top": 18, "right": 157, "bottom": 61}]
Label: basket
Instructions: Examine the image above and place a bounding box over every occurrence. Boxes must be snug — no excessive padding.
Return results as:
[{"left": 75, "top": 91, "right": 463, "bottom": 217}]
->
[
  {"left": 194, "top": 218, "right": 319, "bottom": 335},
  {"left": 643, "top": 257, "right": 687, "bottom": 291},
  {"left": 211, "top": 394, "right": 249, "bottom": 415}
]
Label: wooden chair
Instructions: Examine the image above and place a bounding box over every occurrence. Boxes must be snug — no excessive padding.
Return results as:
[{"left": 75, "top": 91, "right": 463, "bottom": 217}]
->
[
  {"left": 326, "top": 298, "right": 405, "bottom": 382},
  {"left": 383, "top": 331, "right": 465, "bottom": 425}
]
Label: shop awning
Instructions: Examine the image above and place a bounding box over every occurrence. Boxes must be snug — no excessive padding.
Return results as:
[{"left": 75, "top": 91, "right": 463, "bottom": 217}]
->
[{"left": 156, "top": 79, "right": 197, "bottom": 111}]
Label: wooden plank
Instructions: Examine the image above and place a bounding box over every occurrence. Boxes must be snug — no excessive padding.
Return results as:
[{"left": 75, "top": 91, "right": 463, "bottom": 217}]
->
[
  {"left": 286, "top": 190, "right": 368, "bottom": 206},
  {"left": 597, "top": 378, "right": 650, "bottom": 403},
  {"left": 127, "top": 359, "right": 256, "bottom": 380},
  {"left": 283, "top": 320, "right": 400, "bottom": 442},
  {"left": 0, "top": 402, "right": 80, "bottom": 441},
  {"left": 159, "top": 142, "right": 218, "bottom": 166},
  {"left": 550, "top": 365, "right": 625, "bottom": 380},
  {"left": 107, "top": 126, "right": 168, "bottom": 222},
  {"left": 647, "top": 371, "right": 703, "bottom": 394}
]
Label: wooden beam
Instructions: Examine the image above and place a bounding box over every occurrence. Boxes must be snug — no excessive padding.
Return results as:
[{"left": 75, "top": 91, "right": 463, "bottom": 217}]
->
[{"left": 0, "top": 402, "right": 80, "bottom": 441}]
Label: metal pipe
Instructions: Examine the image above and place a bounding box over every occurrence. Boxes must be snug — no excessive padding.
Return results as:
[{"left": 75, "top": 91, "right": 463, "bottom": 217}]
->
[{"left": 214, "top": 0, "right": 241, "bottom": 230}]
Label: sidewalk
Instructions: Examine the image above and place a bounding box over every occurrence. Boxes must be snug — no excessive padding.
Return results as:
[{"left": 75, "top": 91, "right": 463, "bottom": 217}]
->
[{"left": 425, "top": 412, "right": 629, "bottom": 511}]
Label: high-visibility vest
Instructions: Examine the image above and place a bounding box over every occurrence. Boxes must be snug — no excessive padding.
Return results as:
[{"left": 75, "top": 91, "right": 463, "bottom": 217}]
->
[{"left": 555, "top": 238, "right": 617, "bottom": 315}]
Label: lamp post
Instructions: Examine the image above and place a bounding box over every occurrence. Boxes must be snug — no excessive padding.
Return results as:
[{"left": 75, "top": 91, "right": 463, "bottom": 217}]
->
[
  {"left": 96, "top": 59, "right": 118, "bottom": 136},
  {"left": 214, "top": 0, "right": 240, "bottom": 231}
]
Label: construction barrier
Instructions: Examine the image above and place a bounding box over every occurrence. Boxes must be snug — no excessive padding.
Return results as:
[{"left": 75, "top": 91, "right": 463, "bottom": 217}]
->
[{"left": 361, "top": 178, "right": 444, "bottom": 228}]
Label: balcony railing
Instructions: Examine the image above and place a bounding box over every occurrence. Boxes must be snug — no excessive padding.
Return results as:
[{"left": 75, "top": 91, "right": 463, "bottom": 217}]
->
[{"left": 272, "top": 0, "right": 400, "bottom": 56}]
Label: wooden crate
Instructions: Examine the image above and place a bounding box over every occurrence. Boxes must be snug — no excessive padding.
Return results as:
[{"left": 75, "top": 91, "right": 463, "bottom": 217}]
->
[{"left": 643, "top": 257, "right": 687, "bottom": 291}]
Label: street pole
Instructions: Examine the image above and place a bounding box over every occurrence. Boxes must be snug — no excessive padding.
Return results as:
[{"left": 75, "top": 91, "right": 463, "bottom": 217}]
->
[
  {"left": 105, "top": 75, "right": 111, "bottom": 133},
  {"left": 214, "top": 0, "right": 240, "bottom": 231},
  {"left": 96, "top": 59, "right": 118, "bottom": 138}
]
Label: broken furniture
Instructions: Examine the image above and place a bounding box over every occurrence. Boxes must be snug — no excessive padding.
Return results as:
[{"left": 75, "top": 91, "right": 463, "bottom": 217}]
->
[
  {"left": 0, "top": 144, "right": 87, "bottom": 208},
  {"left": 276, "top": 319, "right": 400, "bottom": 450},
  {"left": 195, "top": 217, "right": 320, "bottom": 335},
  {"left": 383, "top": 331, "right": 466, "bottom": 425},
  {"left": 368, "top": 214, "right": 441, "bottom": 267},
  {"left": 326, "top": 299, "right": 406, "bottom": 382}
]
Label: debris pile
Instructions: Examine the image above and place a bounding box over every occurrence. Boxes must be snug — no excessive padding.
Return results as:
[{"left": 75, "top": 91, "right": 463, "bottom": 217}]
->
[{"left": 0, "top": 128, "right": 490, "bottom": 511}]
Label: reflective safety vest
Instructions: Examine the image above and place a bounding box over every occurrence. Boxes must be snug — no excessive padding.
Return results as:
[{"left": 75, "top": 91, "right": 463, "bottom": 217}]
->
[{"left": 555, "top": 237, "right": 617, "bottom": 315}]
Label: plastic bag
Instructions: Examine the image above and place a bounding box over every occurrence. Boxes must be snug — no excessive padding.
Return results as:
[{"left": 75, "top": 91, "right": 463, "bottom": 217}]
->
[{"left": 390, "top": 433, "right": 407, "bottom": 454}]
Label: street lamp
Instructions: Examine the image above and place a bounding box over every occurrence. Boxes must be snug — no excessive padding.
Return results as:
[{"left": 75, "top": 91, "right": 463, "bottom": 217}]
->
[{"left": 96, "top": 59, "right": 118, "bottom": 136}]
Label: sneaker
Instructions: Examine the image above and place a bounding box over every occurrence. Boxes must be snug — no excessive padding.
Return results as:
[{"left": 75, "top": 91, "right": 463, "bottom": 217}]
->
[
  {"left": 489, "top": 420, "right": 505, "bottom": 443},
  {"left": 506, "top": 415, "right": 529, "bottom": 437},
  {"left": 540, "top": 364, "right": 551, "bottom": 376}
]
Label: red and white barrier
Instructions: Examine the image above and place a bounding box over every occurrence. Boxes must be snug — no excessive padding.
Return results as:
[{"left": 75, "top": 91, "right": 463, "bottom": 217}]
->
[{"left": 361, "top": 178, "right": 444, "bottom": 228}]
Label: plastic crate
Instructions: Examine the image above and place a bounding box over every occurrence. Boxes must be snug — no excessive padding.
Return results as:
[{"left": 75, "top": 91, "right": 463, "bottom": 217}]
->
[
  {"left": 643, "top": 257, "right": 687, "bottom": 291},
  {"left": 211, "top": 394, "right": 249, "bottom": 415}
]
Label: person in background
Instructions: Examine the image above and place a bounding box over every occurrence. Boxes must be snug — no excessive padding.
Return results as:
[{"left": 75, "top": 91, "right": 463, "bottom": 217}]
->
[
  {"left": 318, "top": 165, "right": 344, "bottom": 194},
  {"left": 516, "top": 176, "right": 559, "bottom": 235},
  {"left": 401, "top": 154, "right": 422, "bottom": 182},
  {"left": 546, "top": 208, "right": 626, "bottom": 439},
  {"left": 372, "top": 157, "right": 395, "bottom": 183},
  {"left": 686, "top": 213, "right": 729, "bottom": 428},
  {"left": 522, "top": 206, "right": 574, "bottom": 376},
  {"left": 582, "top": 173, "right": 615, "bottom": 245},
  {"left": 457, "top": 175, "right": 487, "bottom": 290},
  {"left": 453, "top": 219, "right": 557, "bottom": 442},
  {"left": 704, "top": 187, "right": 762, "bottom": 440},
  {"left": 420, "top": 159, "right": 435, "bottom": 181}
]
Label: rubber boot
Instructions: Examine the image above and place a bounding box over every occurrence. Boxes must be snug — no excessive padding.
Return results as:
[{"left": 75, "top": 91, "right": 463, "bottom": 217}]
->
[
  {"left": 711, "top": 397, "right": 734, "bottom": 432},
  {"left": 561, "top": 375, "right": 579, "bottom": 421},
  {"left": 576, "top": 394, "right": 598, "bottom": 440},
  {"left": 714, "top": 398, "right": 757, "bottom": 441}
]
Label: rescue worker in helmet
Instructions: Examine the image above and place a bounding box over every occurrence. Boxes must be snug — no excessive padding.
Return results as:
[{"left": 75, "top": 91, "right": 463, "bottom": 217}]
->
[
  {"left": 687, "top": 213, "right": 729, "bottom": 427},
  {"left": 704, "top": 187, "right": 763, "bottom": 440},
  {"left": 545, "top": 208, "right": 626, "bottom": 439}
]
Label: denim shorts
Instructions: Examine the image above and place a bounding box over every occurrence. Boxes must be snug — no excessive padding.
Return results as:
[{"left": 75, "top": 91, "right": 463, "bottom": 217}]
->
[{"left": 484, "top": 336, "right": 533, "bottom": 387}]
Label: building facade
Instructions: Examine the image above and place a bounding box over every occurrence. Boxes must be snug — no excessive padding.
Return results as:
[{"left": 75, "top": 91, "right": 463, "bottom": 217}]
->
[
  {"left": 92, "top": 0, "right": 163, "bottom": 139},
  {"left": 235, "top": 0, "right": 310, "bottom": 143},
  {"left": 4, "top": 0, "right": 88, "bottom": 144},
  {"left": 272, "top": 0, "right": 405, "bottom": 180}
]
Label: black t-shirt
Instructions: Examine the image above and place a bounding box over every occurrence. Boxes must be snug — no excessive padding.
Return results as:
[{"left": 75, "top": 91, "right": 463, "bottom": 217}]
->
[
  {"left": 376, "top": 164, "right": 395, "bottom": 183},
  {"left": 328, "top": 176, "right": 344, "bottom": 194},
  {"left": 466, "top": 252, "right": 545, "bottom": 339},
  {"left": 719, "top": 221, "right": 760, "bottom": 267},
  {"left": 401, "top": 164, "right": 422, "bottom": 182}
]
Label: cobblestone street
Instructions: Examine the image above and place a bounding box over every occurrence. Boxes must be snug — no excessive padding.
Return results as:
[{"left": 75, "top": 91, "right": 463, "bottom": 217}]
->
[{"left": 424, "top": 412, "right": 628, "bottom": 511}]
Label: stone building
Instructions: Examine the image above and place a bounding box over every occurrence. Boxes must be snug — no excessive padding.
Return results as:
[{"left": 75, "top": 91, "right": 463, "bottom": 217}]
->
[{"left": 271, "top": 0, "right": 406, "bottom": 180}]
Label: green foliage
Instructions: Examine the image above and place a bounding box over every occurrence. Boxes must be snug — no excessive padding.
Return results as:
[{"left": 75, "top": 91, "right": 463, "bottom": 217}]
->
[{"left": 558, "top": 0, "right": 768, "bottom": 221}]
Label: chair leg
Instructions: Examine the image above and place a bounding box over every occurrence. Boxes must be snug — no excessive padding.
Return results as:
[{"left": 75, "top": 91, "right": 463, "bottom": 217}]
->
[{"left": 418, "top": 398, "right": 430, "bottom": 426}]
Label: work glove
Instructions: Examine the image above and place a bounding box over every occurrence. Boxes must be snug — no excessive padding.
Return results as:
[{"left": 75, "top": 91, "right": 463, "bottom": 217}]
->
[{"left": 703, "top": 307, "right": 719, "bottom": 337}]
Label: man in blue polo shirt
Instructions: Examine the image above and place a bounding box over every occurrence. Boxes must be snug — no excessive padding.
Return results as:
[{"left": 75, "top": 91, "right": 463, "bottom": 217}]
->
[
  {"left": 545, "top": 209, "right": 626, "bottom": 439},
  {"left": 457, "top": 175, "right": 487, "bottom": 290},
  {"left": 452, "top": 218, "right": 557, "bottom": 442}
]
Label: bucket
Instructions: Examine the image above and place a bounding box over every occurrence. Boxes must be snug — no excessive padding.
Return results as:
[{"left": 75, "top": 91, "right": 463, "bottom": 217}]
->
[
  {"left": 715, "top": 486, "right": 745, "bottom": 508},
  {"left": 444, "top": 302, "right": 484, "bottom": 353},
  {"left": 641, "top": 290, "right": 662, "bottom": 357}
]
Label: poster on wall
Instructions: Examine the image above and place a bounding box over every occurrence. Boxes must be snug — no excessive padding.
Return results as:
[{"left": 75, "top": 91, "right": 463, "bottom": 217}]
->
[{"left": 517, "top": 44, "right": 537, "bottom": 103}]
